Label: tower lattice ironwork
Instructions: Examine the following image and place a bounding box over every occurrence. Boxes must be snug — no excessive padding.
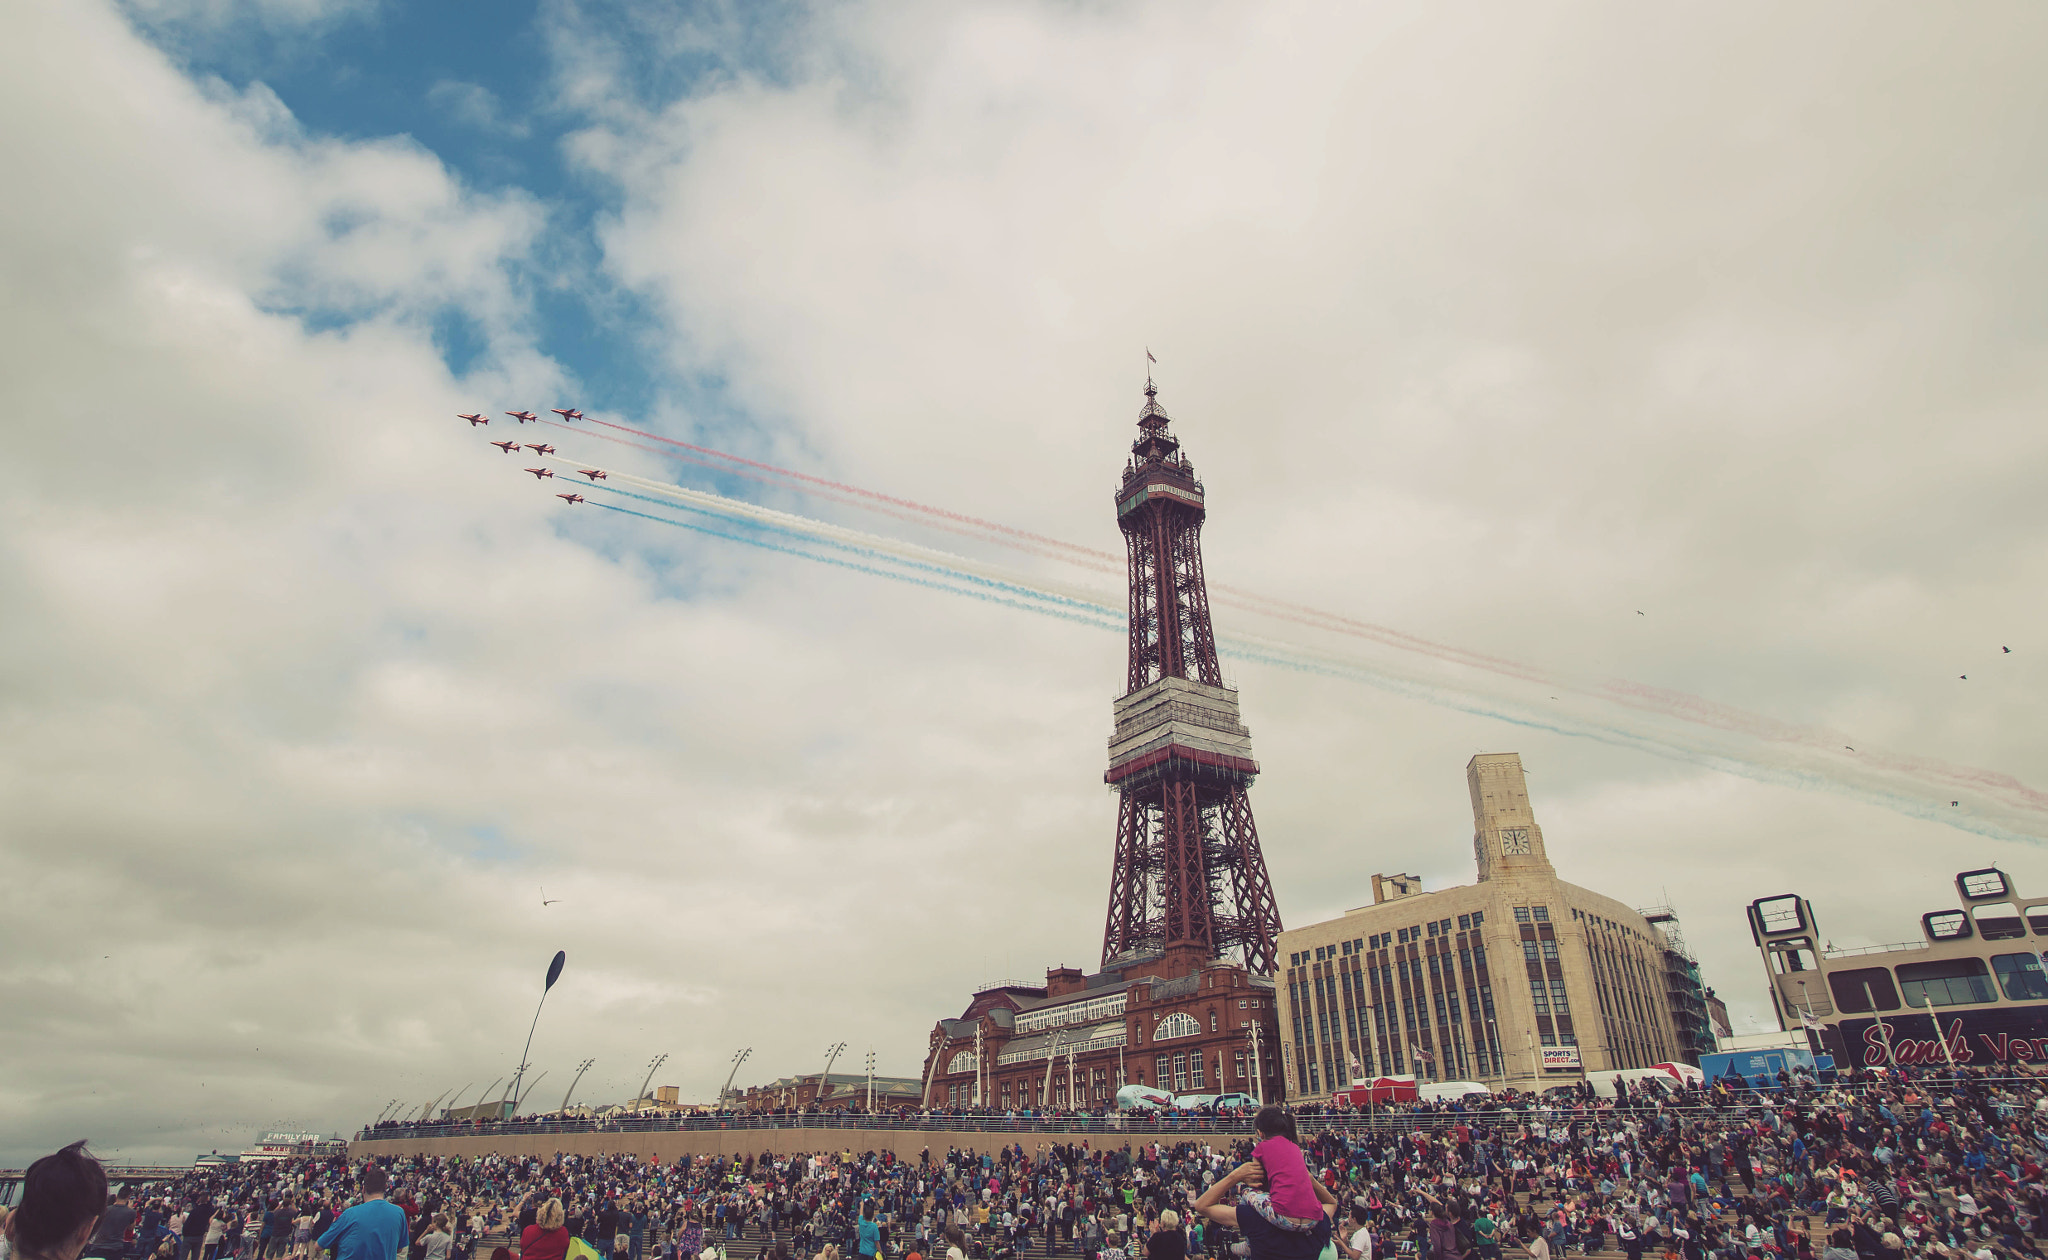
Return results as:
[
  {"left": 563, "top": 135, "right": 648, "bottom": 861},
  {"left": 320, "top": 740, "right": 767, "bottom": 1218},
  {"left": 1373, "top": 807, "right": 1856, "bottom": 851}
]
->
[{"left": 1101, "top": 379, "right": 1282, "bottom": 975}]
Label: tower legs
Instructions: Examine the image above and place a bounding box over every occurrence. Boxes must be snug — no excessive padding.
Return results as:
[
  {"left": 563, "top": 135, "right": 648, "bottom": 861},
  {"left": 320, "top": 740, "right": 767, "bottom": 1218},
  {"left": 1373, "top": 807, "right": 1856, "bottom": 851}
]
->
[{"left": 1101, "top": 779, "right": 1282, "bottom": 972}]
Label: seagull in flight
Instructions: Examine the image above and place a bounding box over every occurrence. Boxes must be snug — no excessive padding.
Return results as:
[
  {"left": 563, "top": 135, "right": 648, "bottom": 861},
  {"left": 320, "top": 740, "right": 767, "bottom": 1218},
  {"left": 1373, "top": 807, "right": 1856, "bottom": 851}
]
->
[{"left": 541, "top": 887, "right": 561, "bottom": 907}]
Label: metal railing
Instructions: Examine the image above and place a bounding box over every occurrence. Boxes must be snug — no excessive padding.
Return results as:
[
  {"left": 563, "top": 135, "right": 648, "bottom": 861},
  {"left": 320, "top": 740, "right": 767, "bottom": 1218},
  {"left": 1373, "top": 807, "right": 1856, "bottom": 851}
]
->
[{"left": 353, "top": 1076, "right": 2019, "bottom": 1145}]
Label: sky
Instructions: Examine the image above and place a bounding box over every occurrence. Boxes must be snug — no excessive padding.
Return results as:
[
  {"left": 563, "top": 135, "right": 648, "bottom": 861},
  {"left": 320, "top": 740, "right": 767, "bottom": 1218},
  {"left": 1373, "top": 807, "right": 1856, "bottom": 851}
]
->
[{"left": 2, "top": 0, "right": 2045, "bottom": 1164}]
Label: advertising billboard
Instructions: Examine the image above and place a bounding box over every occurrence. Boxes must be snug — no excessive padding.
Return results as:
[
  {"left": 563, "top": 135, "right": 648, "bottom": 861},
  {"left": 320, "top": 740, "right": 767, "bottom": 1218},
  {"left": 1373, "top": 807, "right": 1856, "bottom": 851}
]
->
[
  {"left": 1834, "top": 1007, "right": 2048, "bottom": 1068},
  {"left": 1540, "top": 1046, "right": 1581, "bottom": 1070},
  {"left": 1700, "top": 1047, "right": 1820, "bottom": 1087}
]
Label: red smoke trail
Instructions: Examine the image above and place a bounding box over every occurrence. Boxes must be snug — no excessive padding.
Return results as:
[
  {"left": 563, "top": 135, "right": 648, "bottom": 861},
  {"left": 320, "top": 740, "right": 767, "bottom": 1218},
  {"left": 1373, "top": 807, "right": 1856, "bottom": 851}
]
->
[
  {"left": 584, "top": 416, "right": 1115, "bottom": 567},
  {"left": 546, "top": 414, "right": 2048, "bottom": 818},
  {"left": 540, "top": 420, "right": 1122, "bottom": 576}
]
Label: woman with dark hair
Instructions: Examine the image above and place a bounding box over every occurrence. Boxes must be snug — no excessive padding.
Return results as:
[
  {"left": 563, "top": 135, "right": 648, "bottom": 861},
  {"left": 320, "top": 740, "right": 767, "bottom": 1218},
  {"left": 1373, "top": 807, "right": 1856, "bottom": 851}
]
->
[{"left": 6, "top": 1142, "right": 110, "bottom": 1260}]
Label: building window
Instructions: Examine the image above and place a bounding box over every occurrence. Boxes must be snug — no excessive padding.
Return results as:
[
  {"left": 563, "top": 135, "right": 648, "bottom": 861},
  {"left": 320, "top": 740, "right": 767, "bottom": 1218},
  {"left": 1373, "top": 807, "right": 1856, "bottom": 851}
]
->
[
  {"left": 1457, "top": 914, "right": 1470, "bottom": 931},
  {"left": 947, "top": 1050, "right": 977, "bottom": 1073},
  {"left": 1155, "top": 1012, "right": 1200, "bottom": 1040},
  {"left": 1532, "top": 906, "right": 1550, "bottom": 922},
  {"left": 1898, "top": 958, "right": 1997, "bottom": 1008},
  {"left": 1156, "top": 1054, "right": 1170, "bottom": 1086},
  {"left": 1994, "top": 953, "right": 2048, "bottom": 1002},
  {"left": 1173, "top": 1051, "right": 1189, "bottom": 1091},
  {"left": 1471, "top": 911, "right": 1484, "bottom": 926},
  {"left": 1189, "top": 1052, "right": 1206, "bottom": 1090},
  {"left": 1235, "top": 1050, "right": 1247, "bottom": 1080},
  {"left": 1514, "top": 907, "right": 1531, "bottom": 923},
  {"left": 1239, "top": 1000, "right": 1247, "bottom": 1009},
  {"left": 1210, "top": 1011, "right": 1219, "bottom": 1032}
]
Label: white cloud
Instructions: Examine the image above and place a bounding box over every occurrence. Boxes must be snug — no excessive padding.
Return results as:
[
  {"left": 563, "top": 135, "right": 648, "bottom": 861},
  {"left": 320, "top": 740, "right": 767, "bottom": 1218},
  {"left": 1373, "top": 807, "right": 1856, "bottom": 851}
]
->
[
  {"left": 427, "top": 80, "right": 531, "bottom": 139},
  {"left": 566, "top": 0, "right": 2048, "bottom": 1053}
]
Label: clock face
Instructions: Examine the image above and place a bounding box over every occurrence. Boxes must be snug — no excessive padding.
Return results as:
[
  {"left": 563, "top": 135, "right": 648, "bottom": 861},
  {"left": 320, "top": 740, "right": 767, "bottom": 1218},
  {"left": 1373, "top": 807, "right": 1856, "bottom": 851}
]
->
[{"left": 1500, "top": 827, "right": 1531, "bottom": 855}]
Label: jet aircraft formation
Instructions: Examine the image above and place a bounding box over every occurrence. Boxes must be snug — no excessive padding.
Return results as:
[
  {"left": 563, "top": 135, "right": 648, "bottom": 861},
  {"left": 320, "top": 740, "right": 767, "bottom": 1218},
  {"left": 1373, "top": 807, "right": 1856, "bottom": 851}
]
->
[{"left": 468, "top": 408, "right": 592, "bottom": 504}]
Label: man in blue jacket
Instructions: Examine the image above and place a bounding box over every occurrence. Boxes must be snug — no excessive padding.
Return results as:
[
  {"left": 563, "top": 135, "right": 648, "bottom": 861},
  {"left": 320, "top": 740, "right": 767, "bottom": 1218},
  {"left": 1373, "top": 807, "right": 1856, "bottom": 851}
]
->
[{"left": 319, "top": 1167, "right": 409, "bottom": 1260}]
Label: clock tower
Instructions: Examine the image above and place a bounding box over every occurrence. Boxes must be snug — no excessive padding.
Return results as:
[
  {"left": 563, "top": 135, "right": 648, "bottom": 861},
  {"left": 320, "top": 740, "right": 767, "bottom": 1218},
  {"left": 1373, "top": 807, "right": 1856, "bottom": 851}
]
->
[{"left": 1468, "top": 752, "right": 1554, "bottom": 882}]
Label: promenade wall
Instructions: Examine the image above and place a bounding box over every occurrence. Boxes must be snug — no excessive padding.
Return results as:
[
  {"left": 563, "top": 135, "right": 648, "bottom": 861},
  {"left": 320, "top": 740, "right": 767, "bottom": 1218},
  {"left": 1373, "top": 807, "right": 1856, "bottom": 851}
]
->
[{"left": 350, "top": 1125, "right": 1255, "bottom": 1162}]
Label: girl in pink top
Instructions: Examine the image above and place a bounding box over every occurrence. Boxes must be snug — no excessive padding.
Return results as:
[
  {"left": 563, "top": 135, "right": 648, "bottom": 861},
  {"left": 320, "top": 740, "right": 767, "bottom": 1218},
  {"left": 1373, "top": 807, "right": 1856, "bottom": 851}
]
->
[{"left": 1243, "top": 1107, "right": 1323, "bottom": 1232}]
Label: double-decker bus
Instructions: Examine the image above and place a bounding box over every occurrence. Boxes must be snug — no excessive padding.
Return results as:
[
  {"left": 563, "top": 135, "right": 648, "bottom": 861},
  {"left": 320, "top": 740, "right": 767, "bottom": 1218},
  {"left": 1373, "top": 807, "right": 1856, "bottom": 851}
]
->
[{"left": 1747, "top": 867, "right": 2048, "bottom": 1070}]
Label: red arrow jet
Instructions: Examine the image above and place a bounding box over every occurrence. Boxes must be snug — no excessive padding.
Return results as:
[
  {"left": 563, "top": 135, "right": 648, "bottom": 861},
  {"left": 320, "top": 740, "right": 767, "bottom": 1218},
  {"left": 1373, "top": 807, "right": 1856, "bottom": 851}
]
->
[
  {"left": 524, "top": 443, "right": 556, "bottom": 455},
  {"left": 550, "top": 408, "right": 585, "bottom": 421},
  {"left": 459, "top": 413, "right": 488, "bottom": 425},
  {"left": 506, "top": 411, "right": 538, "bottom": 423},
  {"left": 525, "top": 467, "right": 555, "bottom": 480},
  {"left": 490, "top": 440, "right": 520, "bottom": 453},
  {"left": 578, "top": 469, "right": 607, "bottom": 481},
  {"left": 556, "top": 493, "right": 585, "bottom": 504}
]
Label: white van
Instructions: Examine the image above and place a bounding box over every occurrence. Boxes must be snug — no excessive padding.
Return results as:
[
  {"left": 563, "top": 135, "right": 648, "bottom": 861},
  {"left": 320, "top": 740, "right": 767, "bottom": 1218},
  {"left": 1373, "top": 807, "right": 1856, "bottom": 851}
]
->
[{"left": 1417, "top": 1080, "right": 1490, "bottom": 1102}]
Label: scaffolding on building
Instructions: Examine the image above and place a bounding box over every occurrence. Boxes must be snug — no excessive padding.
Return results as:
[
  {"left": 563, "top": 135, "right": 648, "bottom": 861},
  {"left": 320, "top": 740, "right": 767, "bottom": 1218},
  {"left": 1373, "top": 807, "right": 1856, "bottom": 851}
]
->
[{"left": 1638, "top": 905, "right": 1718, "bottom": 1062}]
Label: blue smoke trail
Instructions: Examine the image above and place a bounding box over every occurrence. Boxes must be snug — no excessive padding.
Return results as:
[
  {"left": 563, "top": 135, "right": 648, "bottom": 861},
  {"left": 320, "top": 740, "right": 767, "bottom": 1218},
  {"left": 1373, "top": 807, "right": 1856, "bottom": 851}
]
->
[
  {"left": 590, "top": 482, "right": 1124, "bottom": 624},
  {"left": 570, "top": 483, "right": 2048, "bottom": 847},
  {"left": 584, "top": 499, "right": 1124, "bottom": 635}
]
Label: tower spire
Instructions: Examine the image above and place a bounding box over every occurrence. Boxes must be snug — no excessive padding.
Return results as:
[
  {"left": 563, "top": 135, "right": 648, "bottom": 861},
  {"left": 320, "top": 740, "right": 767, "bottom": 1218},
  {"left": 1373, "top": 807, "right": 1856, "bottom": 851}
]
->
[{"left": 1101, "top": 384, "right": 1282, "bottom": 976}]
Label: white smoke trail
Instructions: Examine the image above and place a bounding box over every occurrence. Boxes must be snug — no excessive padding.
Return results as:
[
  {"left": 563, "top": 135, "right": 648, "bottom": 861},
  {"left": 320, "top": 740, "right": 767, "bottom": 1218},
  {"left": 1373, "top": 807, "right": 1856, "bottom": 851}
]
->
[{"left": 541, "top": 456, "right": 2048, "bottom": 845}]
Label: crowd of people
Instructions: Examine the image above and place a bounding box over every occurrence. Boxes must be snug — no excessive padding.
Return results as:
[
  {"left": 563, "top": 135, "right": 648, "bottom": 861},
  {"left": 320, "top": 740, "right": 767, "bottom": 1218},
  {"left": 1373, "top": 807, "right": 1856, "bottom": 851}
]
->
[{"left": 6, "top": 1066, "right": 2043, "bottom": 1260}]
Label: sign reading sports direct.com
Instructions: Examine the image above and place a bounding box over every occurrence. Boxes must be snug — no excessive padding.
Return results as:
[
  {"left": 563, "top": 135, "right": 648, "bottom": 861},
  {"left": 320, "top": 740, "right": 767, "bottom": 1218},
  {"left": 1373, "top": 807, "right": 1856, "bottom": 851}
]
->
[{"left": 1540, "top": 1046, "right": 1582, "bottom": 1070}]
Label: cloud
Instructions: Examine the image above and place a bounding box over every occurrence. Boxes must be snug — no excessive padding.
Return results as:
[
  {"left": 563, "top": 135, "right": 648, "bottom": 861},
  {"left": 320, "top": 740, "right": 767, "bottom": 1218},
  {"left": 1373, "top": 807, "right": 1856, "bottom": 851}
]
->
[
  {"left": 121, "top": 0, "right": 377, "bottom": 41},
  {"left": 565, "top": 0, "right": 2048, "bottom": 1056},
  {"left": 3, "top": 0, "right": 2046, "bottom": 1165},
  {"left": 428, "top": 80, "right": 531, "bottom": 139}
]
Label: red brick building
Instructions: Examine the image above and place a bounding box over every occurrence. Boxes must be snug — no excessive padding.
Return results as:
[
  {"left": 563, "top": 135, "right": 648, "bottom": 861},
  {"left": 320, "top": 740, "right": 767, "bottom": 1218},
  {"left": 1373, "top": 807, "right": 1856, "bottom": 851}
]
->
[{"left": 920, "top": 953, "right": 1280, "bottom": 1109}]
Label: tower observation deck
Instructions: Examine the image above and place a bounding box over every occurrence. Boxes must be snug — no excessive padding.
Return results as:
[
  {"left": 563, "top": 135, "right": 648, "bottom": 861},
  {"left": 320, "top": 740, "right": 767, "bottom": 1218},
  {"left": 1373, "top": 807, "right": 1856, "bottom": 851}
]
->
[{"left": 1101, "top": 380, "right": 1282, "bottom": 975}]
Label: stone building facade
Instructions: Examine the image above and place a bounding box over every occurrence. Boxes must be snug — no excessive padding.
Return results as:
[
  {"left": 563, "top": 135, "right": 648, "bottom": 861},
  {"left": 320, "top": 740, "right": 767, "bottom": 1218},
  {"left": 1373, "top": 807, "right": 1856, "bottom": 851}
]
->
[
  {"left": 1274, "top": 752, "right": 1696, "bottom": 1099},
  {"left": 921, "top": 954, "right": 1282, "bottom": 1110}
]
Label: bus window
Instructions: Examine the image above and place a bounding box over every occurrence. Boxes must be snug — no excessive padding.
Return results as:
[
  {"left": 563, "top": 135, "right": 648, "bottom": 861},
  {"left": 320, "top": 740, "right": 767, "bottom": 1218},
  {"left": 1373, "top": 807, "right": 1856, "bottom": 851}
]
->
[
  {"left": 1977, "top": 904, "right": 2027, "bottom": 941},
  {"left": 2029, "top": 908, "right": 2048, "bottom": 936},
  {"left": 1898, "top": 957, "right": 1997, "bottom": 1008},
  {"left": 1827, "top": 967, "right": 1900, "bottom": 1013},
  {"left": 1993, "top": 953, "right": 2048, "bottom": 1002}
]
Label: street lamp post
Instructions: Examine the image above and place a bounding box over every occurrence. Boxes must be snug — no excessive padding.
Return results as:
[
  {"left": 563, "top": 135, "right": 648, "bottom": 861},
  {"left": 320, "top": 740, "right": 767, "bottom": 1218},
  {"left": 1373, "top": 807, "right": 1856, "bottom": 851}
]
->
[
  {"left": 721, "top": 1048, "right": 752, "bottom": 1108},
  {"left": 821, "top": 1041, "right": 847, "bottom": 1107},
  {"left": 636, "top": 1054, "right": 669, "bottom": 1111},
  {"left": 561, "top": 1059, "right": 597, "bottom": 1114},
  {"left": 508, "top": 951, "right": 567, "bottom": 1119},
  {"left": 1246, "top": 1023, "right": 1265, "bottom": 1106}
]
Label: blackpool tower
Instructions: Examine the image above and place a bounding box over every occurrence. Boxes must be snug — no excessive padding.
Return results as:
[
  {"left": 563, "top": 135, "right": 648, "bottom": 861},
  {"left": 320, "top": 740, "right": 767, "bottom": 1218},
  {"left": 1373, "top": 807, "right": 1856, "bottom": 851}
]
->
[{"left": 1101, "top": 379, "right": 1283, "bottom": 975}]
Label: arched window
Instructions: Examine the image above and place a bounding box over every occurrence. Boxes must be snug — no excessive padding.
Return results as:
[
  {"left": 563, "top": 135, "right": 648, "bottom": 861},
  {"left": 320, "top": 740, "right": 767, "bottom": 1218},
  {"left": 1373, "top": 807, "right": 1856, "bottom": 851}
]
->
[
  {"left": 1154, "top": 1012, "right": 1200, "bottom": 1041},
  {"left": 947, "top": 1050, "right": 978, "bottom": 1074}
]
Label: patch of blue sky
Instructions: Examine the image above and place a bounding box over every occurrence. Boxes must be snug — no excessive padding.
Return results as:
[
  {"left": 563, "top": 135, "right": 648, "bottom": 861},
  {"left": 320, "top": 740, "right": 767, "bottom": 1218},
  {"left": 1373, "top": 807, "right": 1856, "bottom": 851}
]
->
[
  {"left": 461, "top": 822, "right": 524, "bottom": 865},
  {"left": 124, "top": 0, "right": 800, "bottom": 440},
  {"left": 431, "top": 304, "right": 491, "bottom": 380}
]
